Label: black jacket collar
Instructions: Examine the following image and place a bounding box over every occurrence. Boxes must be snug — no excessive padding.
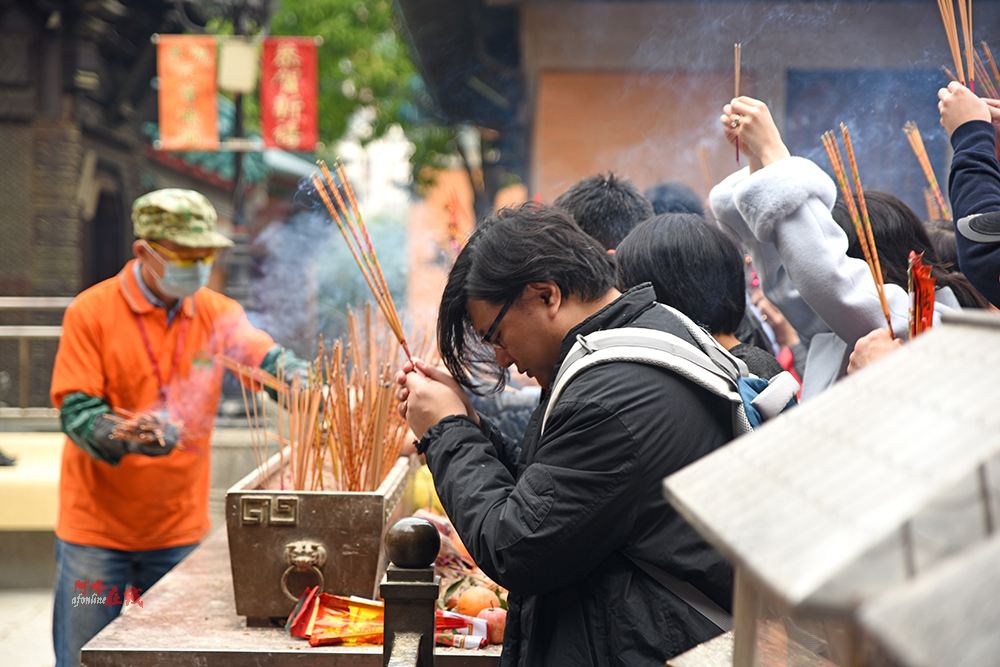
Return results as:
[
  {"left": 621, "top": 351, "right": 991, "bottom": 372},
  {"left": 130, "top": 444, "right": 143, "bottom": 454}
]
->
[{"left": 547, "top": 283, "right": 658, "bottom": 388}]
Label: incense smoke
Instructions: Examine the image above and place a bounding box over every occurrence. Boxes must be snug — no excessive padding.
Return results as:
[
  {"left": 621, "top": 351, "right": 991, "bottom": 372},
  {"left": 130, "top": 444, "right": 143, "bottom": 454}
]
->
[
  {"left": 574, "top": 0, "right": 975, "bottom": 217},
  {"left": 249, "top": 178, "right": 408, "bottom": 359}
]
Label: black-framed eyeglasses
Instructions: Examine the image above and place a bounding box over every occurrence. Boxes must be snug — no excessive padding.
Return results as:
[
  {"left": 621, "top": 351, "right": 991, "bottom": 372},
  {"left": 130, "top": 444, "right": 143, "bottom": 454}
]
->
[{"left": 481, "top": 295, "right": 517, "bottom": 348}]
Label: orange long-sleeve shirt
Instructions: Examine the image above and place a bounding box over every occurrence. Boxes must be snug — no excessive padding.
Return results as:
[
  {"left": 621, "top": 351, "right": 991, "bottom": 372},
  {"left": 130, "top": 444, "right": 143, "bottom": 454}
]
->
[{"left": 50, "top": 260, "right": 274, "bottom": 550}]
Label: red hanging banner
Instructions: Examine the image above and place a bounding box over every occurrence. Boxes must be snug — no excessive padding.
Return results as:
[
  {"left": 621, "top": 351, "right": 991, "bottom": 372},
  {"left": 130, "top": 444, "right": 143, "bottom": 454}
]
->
[
  {"left": 156, "top": 35, "right": 219, "bottom": 150},
  {"left": 261, "top": 37, "right": 319, "bottom": 151}
]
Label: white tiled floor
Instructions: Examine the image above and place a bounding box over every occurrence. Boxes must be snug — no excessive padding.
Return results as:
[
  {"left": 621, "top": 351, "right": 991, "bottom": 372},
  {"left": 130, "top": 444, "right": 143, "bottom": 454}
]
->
[{"left": 0, "top": 589, "right": 54, "bottom": 666}]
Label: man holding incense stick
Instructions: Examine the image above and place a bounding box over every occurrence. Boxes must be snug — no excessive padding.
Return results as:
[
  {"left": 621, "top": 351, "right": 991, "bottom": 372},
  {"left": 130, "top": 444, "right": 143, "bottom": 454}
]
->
[
  {"left": 396, "top": 204, "right": 734, "bottom": 666},
  {"left": 50, "top": 189, "right": 306, "bottom": 667}
]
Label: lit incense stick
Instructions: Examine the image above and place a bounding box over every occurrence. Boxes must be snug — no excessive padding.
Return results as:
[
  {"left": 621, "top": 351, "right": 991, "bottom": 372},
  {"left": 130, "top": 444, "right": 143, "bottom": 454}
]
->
[{"left": 734, "top": 42, "right": 742, "bottom": 163}]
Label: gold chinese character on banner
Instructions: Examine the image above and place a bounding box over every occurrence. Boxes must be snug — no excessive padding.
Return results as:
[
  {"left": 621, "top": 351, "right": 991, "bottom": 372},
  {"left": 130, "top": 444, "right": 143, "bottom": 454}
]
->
[
  {"left": 274, "top": 93, "right": 304, "bottom": 121},
  {"left": 157, "top": 35, "right": 218, "bottom": 149},
  {"left": 274, "top": 44, "right": 302, "bottom": 68},
  {"left": 275, "top": 70, "right": 301, "bottom": 96},
  {"left": 274, "top": 123, "right": 302, "bottom": 148}
]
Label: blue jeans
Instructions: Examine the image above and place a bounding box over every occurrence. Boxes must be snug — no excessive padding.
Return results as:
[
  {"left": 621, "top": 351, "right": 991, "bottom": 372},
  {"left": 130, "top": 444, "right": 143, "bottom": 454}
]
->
[{"left": 52, "top": 537, "right": 198, "bottom": 667}]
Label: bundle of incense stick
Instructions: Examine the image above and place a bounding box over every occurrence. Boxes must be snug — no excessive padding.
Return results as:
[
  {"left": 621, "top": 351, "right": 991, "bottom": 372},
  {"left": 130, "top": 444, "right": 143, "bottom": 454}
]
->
[
  {"left": 821, "top": 124, "right": 894, "bottom": 337},
  {"left": 102, "top": 408, "right": 183, "bottom": 450},
  {"left": 311, "top": 160, "right": 412, "bottom": 363},
  {"left": 103, "top": 413, "right": 165, "bottom": 446},
  {"left": 902, "top": 122, "right": 951, "bottom": 221},
  {"left": 221, "top": 305, "right": 415, "bottom": 492},
  {"left": 937, "top": 0, "right": 974, "bottom": 89},
  {"left": 734, "top": 42, "right": 742, "bottom": 163},
  {"left": 216, "top": 356, "right": 284, "bottom": 480},
  {"left": 974, "top": 50, "right": 1000, "bottom": 98}
]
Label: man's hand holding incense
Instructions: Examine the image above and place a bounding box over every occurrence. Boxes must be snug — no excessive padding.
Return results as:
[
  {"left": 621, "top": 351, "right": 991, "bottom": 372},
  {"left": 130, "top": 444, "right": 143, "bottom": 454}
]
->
[
  {"left": 938, "top": 81, "right": 990, "bottom": 136},
  {"left": 395, "top": 359, "right": 478, "bottom": 439},
  {"left": 93, "top": 411, "right": 180, "bottom": 462},
  {"left": 721, "top": 97, "right": 790, "bottom": 173}
]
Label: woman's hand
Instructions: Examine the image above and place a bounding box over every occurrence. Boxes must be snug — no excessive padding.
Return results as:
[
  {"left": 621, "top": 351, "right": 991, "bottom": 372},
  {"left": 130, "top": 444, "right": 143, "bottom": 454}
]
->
[
  {"left": 938, "top": 81, "right": 990, "bottom": 136},
  {"left": 394, "top": 359, "right": 478, "bottom": 440},
  {"left": 721, "top": 97, "right": 790, "bottom": 173},
  {"left": 847, "top": 328, "right": 902, "bottom": 374}
]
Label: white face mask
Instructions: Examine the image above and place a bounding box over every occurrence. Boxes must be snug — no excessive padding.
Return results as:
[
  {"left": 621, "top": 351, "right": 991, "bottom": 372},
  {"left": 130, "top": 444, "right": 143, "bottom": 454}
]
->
[{"left": 142, "top": 242, "right": 212, "bottom": 299}]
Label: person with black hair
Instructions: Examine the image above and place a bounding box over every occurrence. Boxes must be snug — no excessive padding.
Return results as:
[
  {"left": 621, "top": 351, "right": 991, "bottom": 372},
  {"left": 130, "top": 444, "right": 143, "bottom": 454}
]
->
[
  {"left": 926, "top": 219, "right": 960, "bottom": 271},
  {"left": 711, "top": 96, "right": 969, "bottom": 397},
  {"left": 395, "top": 203, "right": 734, "bottom": 666},
  {"left": 645, "top": 181, "right": 706, "bottom": 216},
  {"left": 831, "top": 191, "right": 988, "bottom": 309},
  {"left": 938, "top": 80, "right": 1000, "bottom": 308},
  {"left": 617, "top": 213, "right": 784, "bottom": 379},
  {"left": 553, "top": 172, "right": 654, "bottom": 250}
]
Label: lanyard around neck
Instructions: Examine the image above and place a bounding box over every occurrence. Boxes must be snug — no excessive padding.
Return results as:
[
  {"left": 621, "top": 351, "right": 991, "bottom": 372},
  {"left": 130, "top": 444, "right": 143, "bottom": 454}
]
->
[{"left": 132, "top": 311, "right": 190, "bottom": 404}]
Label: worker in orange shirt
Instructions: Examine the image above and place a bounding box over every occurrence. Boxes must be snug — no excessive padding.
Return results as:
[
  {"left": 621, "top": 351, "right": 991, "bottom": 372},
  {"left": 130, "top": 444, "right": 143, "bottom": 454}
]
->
[{"left": 50, "top": 189, "right": 307, "bottom": 667}]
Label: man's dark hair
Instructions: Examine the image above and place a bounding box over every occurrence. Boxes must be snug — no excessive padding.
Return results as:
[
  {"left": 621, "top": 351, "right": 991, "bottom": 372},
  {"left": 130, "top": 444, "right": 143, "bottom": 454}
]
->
[
  {"left": 438, "top": 203, "right": 617, "bottom": 393},
  {"left": 617, "top": 213, "right": 745, "bottom": 334},
  {"left": 553, "top": 172, "right": 654, "bottom": 250},
  {"left": 645, "top": 181, "right": 705, "bottom": 216}
]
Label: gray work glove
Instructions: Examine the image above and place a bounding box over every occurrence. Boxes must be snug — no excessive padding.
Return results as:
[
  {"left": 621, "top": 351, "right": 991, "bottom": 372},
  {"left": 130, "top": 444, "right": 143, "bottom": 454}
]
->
[
  {"left": 91, "top": 415, "right": 179, "bottom": 462},
  {"left": 126, "top": 420, "right": 179, "bottom": 457}
]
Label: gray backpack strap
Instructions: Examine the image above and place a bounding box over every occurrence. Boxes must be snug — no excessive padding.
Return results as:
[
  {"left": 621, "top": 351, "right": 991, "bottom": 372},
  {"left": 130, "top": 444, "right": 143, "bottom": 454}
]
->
[
  {"left": 624, "top": 553, "right": 733, "bottom": 632},
  {"left": 658, "top": 304, "right": 749, "bottom": 380},
  {"left": 540, "top": 327, "right": 747, "bottom": 436}
]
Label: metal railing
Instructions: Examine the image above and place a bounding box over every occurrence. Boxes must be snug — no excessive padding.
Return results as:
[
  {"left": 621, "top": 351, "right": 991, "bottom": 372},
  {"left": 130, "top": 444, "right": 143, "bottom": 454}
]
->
[{"left": 0, "top": 297, "right": 71, "bottom": 418}]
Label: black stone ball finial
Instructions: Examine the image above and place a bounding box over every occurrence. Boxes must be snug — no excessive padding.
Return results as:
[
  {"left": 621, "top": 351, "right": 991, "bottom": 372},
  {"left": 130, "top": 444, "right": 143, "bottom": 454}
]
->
[{"left": 385, "top": 518, "right": 441, "bottom": 568}]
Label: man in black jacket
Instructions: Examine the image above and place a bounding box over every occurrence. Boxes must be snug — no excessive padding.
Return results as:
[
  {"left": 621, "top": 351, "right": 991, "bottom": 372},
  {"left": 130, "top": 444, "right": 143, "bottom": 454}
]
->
[{"left": 396, "top": 204, "right": 733, "bottom": 666}]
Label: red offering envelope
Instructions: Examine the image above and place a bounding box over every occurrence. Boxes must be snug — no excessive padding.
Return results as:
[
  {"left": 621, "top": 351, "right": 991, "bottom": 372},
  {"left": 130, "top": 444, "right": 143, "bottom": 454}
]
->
[
  {"left": 286, "top": 588, "right": 385, "bottom": 646},
  {"left": 308, "top": 595, "right": 385, "bottom": 647},
  {"left": 908, "top": 251, "right": 936, "bottom": 338},
  {"left": 286, "top": 585, "right": 321, "bottom": 638},
  {"left": 286, "top": 589, "right": 490, "bottom": 649}
]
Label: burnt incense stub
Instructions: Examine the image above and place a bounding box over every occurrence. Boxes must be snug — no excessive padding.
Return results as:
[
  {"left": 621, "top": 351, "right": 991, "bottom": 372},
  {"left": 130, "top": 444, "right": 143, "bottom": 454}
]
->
[{"left": 385, "top": 517, "right": 440, "bottom": 569}]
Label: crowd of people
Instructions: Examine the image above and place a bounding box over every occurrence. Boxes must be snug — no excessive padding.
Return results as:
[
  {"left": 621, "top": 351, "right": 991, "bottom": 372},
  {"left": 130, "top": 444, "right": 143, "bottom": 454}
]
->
[
  {"left": 50, "top": 73, "right": 1000, "bottom": 666},
  {"left": 394, "top": 80, "right": 1000, "bottom": 666}
]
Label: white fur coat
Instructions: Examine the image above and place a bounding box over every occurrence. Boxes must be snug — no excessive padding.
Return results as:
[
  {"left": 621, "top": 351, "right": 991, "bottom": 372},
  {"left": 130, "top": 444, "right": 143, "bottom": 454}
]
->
[{"left": 710, "top": 157, "right": 959, "bottom": 398}]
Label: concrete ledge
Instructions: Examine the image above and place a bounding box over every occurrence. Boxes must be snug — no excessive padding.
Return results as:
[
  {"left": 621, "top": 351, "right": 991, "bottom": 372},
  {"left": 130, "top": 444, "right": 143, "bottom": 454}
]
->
[
  {"left": 0, "top": 530, "right": 55, "bottom": 588},
  {"left": 0, "top": 432, "right": 62, "bottom": 530}
]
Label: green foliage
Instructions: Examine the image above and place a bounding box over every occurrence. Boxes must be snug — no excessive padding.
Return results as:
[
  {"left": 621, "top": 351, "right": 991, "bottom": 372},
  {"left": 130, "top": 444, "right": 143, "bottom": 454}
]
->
[{"left": 269, "top": 0, "right": 455, "bottom": 187}]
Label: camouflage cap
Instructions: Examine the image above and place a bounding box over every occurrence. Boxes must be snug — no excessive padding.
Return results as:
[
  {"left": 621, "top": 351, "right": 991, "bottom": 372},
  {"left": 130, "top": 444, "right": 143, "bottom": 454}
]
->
[{"left": 132, "top": 189, "right": 234, "bottom": 248}]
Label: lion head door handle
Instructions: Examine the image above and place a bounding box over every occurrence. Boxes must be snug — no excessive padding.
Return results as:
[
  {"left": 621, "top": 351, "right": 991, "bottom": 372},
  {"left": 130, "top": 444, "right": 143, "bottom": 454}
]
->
[{"left": 280, "top": 540, "right": 327, "bottom": 601}]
